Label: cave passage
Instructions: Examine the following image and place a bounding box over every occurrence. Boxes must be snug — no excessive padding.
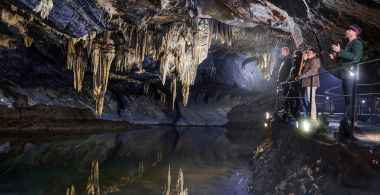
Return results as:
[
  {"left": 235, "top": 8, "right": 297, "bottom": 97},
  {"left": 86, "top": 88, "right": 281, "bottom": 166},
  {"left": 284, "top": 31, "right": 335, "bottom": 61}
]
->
[{"left": 1, "top": 0, "right": 380, "bottom": 194}]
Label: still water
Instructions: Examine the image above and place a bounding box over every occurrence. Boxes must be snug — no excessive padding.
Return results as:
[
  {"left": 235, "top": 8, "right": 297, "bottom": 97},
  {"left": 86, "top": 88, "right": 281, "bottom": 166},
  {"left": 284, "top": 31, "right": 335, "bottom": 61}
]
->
[{"left": 0, "top": 126, "right": 270, "bottom": 194}]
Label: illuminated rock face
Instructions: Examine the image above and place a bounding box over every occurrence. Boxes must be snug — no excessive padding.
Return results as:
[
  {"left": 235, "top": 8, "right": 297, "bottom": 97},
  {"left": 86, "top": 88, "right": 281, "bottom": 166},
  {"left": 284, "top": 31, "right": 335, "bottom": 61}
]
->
[{"left": 0, "top": 0, "right": 379, "bottom": 117}]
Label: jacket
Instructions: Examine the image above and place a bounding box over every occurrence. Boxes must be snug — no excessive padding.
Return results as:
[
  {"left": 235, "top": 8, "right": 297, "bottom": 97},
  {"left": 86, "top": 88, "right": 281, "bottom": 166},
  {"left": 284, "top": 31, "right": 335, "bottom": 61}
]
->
[
  {"left": 300, "top": 57, "right": 320, "bottom": 88},
  {"left": 337, "top": 38, "right": 363, "bottom": 79},
  {"left": 277, "top": 56, "right": 292, "bottom": 82}
]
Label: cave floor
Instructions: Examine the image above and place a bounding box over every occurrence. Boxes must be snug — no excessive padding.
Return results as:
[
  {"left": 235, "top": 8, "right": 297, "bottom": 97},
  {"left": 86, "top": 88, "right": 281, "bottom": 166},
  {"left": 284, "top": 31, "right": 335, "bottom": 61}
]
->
[{"left": 327, "top": 114, "right": 380, "bottom": 147}]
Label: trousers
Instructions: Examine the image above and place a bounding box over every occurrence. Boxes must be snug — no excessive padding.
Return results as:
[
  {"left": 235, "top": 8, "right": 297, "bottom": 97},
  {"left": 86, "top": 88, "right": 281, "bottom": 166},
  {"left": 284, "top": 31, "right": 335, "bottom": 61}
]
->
[{"left": 306, "top": 87, "right": 318, "bottom": 121}]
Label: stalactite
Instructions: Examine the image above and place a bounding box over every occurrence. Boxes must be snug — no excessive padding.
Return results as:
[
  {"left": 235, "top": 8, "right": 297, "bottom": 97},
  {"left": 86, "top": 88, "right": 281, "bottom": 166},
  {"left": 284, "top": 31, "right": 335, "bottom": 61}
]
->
[
  {"left": 158, "top": 19, "right": 212, "bottom": 107},
  {"left": 171, "top": 74, "right": 177, "bottom": 110},
  {"left": 73, "top": 45, "right": 87, "bottom": 92},
  {"left": 23, "top": 35, "right": 33, "bottom": 47},
  {"left": 158, "top": 90, "right": 166, "bottom": 103},
  {"left": 143, "top": 83, "right": 149, "bottom": 94},
  {"left": 0, "top": 34, "right": 17, "bottom": 49},
  {"left": 109, "top": 73, "right": 139, "bottom": 83},
  {"left": 33, "top": 0, "right": 53, "bottom": 19},
  {"left": 86, "top": 31, "right": 97, "bottom": 59},
  {"left": 1, "top": 8, "right": 33, "bottom": 47},
  {"left": 66, "top": 38, "right": 75, "bottom": 70},
  {"left": 182, "top": 84, "right": 190, "bottom": 107},
  {"left": 92, "top": 33, "right": 115, "bottom": 116}
]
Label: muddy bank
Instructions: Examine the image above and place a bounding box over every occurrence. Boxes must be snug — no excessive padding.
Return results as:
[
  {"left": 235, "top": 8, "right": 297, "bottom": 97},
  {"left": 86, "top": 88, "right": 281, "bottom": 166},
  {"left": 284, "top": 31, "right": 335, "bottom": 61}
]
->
[{"left": 251, "top": 120, "right": 380, "bottom": 194}]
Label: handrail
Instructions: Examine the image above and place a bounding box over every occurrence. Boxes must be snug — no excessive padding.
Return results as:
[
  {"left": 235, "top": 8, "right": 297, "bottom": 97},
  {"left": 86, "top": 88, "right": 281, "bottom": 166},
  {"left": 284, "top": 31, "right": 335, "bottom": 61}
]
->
[{"left": 280, "top": 58, "right": 380, "bottom": 85}]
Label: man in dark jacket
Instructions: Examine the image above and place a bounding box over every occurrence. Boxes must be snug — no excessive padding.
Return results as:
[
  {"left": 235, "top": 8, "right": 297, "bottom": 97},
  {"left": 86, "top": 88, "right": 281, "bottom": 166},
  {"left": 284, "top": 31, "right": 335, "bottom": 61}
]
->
[
  {"left": 286, "top": 50, "right": 303, "bottom": 116},
  {"left": 330, "top": 25, "right": 363, "bottom": 117},
  {"left": 277, "top": 47, "right": 292, "bottom": 112}
]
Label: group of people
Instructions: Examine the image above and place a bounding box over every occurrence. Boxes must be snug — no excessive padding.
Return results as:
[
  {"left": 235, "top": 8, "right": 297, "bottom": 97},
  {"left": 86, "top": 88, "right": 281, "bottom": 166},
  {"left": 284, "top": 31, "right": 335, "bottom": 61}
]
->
[
  {"left": 277, "top": 47, "right": 321, "bottom": 123},
  {"left": 276, "top": 24, "right": 364, "bottom": 125}
]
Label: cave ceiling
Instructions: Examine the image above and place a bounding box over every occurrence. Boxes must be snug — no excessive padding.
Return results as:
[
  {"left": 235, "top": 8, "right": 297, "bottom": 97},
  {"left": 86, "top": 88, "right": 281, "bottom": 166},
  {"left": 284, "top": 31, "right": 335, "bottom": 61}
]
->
[{"left": 0, "top": 0, "right": 379, "bottom": 115}]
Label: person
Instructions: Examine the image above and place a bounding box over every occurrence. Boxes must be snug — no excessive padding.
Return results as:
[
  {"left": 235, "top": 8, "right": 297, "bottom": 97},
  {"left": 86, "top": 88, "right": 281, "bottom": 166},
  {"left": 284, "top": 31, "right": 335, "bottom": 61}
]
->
[
  {"left": 330, "top": 25, "right": 363, "bottom": 118},
  {"left": 298, "top": 48, "right": 321, "bottom": 123},
  {"left": 286, "top": 50, "right": 303, "bottom": 116},
  {"left": 277, "top": 47, "right": 292, "bottom": 113}
]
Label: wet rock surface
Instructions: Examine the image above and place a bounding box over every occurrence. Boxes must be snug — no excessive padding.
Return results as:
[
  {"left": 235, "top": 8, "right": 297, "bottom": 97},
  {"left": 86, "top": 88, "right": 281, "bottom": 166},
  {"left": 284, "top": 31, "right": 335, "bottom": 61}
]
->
[{"left": 251, "top": 121, "right": 380, "bottom": 194}]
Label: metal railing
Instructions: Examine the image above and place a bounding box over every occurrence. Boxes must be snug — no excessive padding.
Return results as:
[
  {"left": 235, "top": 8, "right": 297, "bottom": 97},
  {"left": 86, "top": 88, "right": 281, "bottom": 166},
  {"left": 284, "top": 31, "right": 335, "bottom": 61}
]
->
[{"left": 276, "top": 58, "right": 380, "bottom": 131}]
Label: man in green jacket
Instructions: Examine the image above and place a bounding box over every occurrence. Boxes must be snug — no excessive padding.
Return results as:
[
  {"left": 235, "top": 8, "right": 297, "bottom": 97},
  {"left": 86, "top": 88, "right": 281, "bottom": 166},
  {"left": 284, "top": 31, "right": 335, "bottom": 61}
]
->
[{"left": 330, "top": 25, "right": 363, "bottom": 117}]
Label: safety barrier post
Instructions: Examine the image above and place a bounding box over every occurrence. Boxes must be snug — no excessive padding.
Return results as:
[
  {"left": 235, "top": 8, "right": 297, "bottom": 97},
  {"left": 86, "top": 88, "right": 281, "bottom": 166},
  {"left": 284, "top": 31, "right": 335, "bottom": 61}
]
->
[
  {"left": 330, "top": 95, "right": 333, "bottom": 114},
  {"left": 370, "top": 85, "right": 374, "bottom": 124},
  {"left": 309, "top": 77, "right": 313, "bottom": 118},
  {"left": 350, "top": 64, "right": 358, "bottom": 134}
]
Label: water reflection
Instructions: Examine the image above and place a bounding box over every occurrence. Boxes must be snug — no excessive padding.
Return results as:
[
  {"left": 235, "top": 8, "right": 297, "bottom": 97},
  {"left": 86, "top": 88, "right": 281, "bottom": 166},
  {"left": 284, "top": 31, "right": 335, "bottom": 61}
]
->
[{"left": 0, "top": 126, "right": 269, "bottom": 194}]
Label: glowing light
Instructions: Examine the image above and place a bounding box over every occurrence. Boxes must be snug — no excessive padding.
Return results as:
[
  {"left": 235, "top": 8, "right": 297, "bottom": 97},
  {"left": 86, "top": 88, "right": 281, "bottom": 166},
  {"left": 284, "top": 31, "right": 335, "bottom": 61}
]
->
[
  {"left": 362, "top": 100, "right": 366, "bottom": 104},
  {"left": 301, "top": 120, "right": 311, "bottom": 132},
  {"left": 264, "top": 123, "right": 268, "bottom": 127},
  {"left": 266, "top": 112, "right": 270, "bottom": 120},
  {"left": 296, "top": 121, "right": 299, "bottom": 128},
  {"left": 326, "top": 96, "right": 329, "bottom": 100},
  {"left": 349, "top": 71, "right": 355, "bottom": 77}
]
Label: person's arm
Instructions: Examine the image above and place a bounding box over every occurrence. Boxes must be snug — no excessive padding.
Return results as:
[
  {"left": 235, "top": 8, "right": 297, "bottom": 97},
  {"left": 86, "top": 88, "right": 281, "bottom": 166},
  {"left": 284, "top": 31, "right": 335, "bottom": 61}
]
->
[{"left": 337, "top": 41, "right": 363, "bottom": 62}]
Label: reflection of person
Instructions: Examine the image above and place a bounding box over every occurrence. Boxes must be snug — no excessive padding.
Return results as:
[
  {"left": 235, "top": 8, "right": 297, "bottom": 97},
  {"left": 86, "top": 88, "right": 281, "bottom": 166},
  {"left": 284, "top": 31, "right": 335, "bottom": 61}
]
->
[
  {"left": 330, "top": 25, "right": 363, "bottom": 117},
  {"left": 298, "top": 48, "right": 321, "bottom": 122},
  {"left": 286, "top": 50, "right": 303, "bottom": 116},
  {"left": 277, "top": 47, "right": 292, "bottom": 113}
]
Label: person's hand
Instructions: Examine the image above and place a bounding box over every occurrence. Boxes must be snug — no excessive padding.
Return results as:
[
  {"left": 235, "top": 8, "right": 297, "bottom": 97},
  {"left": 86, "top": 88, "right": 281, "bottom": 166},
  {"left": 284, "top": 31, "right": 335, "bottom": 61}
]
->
[
  {"left": 331, "top": 43, "right": 340, "bottom": 52},
  {"left": 329, "top": 52, "right": 336, "bottom": 60},
  {"left": 302, "top": 52, "right": 308, "bottom": 60}
]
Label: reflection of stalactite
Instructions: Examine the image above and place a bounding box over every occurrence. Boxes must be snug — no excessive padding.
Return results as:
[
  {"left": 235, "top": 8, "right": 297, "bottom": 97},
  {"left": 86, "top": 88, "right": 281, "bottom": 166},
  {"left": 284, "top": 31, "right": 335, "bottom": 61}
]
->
[
  {"left": 87, "top": 160, "right": 100, "bottom": 195},
  {"left": 92, "top": 33, "right": 115, "bottom": 116},
  {"left": 66, "top": 185, "right": 75, "bottom": 195}
]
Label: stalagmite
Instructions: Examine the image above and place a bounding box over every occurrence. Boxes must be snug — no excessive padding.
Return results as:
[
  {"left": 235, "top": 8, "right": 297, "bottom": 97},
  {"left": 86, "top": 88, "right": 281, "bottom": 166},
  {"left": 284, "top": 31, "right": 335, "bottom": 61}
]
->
[
  {"left": 33, "top": 0, "right": 53, "bottom": 19},
  {"left": 91, "top": 33, "right": 115, "bottom": 116}
]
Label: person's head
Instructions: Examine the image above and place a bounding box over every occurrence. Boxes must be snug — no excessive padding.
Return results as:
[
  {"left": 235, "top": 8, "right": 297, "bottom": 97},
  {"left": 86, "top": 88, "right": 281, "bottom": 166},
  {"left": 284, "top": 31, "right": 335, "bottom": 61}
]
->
[
  {"left": 346, "top": 25, "right": 362, "bottom": 39},
  {"left": 306, "top": 48, "right": 317, "bottom": 59},
  {"left": 293, "top": 50, "right": 302, "bottom": 59},
  {"left": 281, "top": 47, "right": 289, "bottom": 56}
]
